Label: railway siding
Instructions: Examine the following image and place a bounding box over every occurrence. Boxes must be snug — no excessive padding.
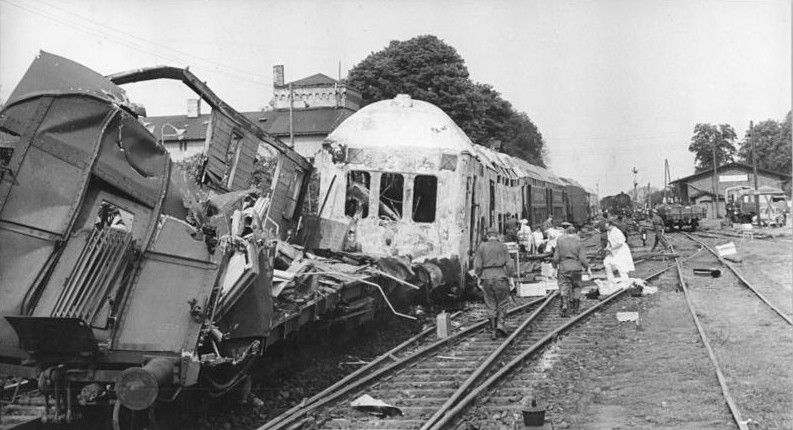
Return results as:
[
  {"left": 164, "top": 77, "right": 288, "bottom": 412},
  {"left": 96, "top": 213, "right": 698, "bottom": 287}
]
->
[{"left": 672, "top": 234, "right": 793, "bottom": 430}]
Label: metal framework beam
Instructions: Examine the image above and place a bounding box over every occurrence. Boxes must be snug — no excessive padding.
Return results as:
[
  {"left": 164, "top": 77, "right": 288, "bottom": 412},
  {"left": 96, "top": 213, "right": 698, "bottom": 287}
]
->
[{"left": 106, "top": 66, "right": 312, "bottom": 172}]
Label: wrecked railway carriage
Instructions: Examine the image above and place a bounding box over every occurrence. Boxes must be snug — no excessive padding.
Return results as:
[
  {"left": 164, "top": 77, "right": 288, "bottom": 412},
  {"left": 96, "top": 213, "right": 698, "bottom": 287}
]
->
[
  {"left": 309, "top": 94, "right": 576, "bottom": 298},
  {"left": 0, "top": 53, "right": 403, "bottom": 428},
  {"left": 0, "top": 53, "right": 592, "bottom": 428}
]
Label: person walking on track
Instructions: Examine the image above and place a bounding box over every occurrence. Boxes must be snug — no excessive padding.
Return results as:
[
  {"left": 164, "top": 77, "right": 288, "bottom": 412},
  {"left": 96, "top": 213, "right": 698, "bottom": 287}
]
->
[
  {"left": 474, "top": 227, "right": 515, "bottom": 339},
  {"left": 553, "top": 222, "right": 590, "bottom": 317},
  {"left": 650, "top": 209, "right": 669, "bottom": 252}
]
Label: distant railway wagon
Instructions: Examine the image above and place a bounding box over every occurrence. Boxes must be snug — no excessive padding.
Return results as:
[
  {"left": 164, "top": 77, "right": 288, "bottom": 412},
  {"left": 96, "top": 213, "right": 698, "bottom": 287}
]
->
[
  {"left": 311, "top": 94, "right": 582, "bottom": 297},
  {"left": 601, "top": 192, "right": 633, "bottom": 217},
  {"left": 655, "top": 203, "right": 706, "bottom": 230},
  {"left": 560, "top": 177, "right": 592, "bottom": 226}
]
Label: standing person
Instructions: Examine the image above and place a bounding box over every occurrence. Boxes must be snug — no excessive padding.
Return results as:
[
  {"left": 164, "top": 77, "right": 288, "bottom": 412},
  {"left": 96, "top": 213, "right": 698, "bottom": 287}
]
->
[
  {"left": 474, "top": 228, "right": 515, "bottom": 339},
  {"left": 505, "top": 214, "right": 520, "bottom": 242},
  {"left": 542, "top": 215, "right": 554, "bottom": 233},
  {"left": 517, "top": 219, "right": 533, "bottom": 253},
  {"left": 650, "top": 209, "right": 669, "bottom": 252},
  {"left": 603, "top": 219, "right": 635, "bottom": 285},
  {"left": 553, "top": 222, "right": 590, "bottom": 317}
]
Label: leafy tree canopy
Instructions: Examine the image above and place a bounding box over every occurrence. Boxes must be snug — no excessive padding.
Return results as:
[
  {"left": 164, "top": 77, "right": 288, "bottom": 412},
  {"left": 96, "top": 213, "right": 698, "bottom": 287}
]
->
[
  {"left": 687, "top": 123, "right": 737, "bottom": 170},
  {"left": 737, "top": 112, "right": 792, "bottom": 173},
  {"left": 347, "top": 35, "right": 546, "bottom": 166}
]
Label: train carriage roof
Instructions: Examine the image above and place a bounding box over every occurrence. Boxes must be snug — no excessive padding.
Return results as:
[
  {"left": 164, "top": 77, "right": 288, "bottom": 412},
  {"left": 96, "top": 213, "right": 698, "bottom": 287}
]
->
[{"left": 325, "top": 94, "right": 475, "bottom": 152}]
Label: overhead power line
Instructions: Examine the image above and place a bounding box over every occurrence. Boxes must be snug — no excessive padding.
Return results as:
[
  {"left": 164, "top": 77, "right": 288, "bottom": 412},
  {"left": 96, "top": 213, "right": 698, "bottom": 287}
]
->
[{"left": 1, "top": 0, "right": 268, "bottom": 86}]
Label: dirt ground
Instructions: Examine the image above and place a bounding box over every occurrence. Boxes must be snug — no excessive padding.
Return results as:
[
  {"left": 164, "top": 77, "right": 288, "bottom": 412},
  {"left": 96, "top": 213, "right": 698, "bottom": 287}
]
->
[
  {"left": 531, "top": 265, "right": 735, "bottom": 430},
  {"left": 695, "top": 232, "right": 792, "bottom": 316},
  {"left": 674, "top": 233, "right": 793, "bottom": 430}
]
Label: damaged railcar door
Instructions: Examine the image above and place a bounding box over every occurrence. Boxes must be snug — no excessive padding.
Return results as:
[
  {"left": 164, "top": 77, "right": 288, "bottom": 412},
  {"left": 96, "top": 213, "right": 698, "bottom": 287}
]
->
[{"left": 108, "top": 66, "right": 313, "bottom": 241}]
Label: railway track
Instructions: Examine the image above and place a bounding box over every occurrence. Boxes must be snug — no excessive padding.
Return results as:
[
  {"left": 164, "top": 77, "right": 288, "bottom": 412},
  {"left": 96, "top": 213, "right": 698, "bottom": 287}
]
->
[
  {"left": 258, "top": 253, "right": 679, "bottom": 430},
  {"left": 668, "top": 232, "right": 793, "bottom": 430}
]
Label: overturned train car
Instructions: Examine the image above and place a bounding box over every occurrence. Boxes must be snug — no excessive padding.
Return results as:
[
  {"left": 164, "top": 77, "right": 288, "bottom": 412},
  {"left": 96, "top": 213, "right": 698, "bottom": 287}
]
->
[
  {"left": 308, "top": 94, "right": 574, "bottom": 299},
  {"left": 0, "top": 52, "right": 379, "bottom": 426}
]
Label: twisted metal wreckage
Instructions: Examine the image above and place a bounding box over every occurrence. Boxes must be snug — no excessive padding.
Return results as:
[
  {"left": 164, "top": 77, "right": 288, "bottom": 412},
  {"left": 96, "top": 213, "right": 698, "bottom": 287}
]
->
[{"left": 0, "top": 52, "right": 429, "bottom": 426}]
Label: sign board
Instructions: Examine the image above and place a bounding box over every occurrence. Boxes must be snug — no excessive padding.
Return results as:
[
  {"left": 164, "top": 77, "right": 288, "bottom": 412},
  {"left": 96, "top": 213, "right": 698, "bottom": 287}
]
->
[
  {"left": 715, "top": 242, "right": 737, "bottom": 257},
  {"left": 719, "top": 174, "right": 748, "bottom": 183}
]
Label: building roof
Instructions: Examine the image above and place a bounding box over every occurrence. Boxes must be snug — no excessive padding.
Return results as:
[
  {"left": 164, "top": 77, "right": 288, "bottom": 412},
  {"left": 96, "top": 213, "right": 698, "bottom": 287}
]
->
[
  {"left": 288, "top": 73, "right": 337, "bottom": 87},
  {"left": 670, "top": 162, "right": 791, "bottom": 185},
  {"left": 144, "top": 107, "right": 356, "bottom": 143}
]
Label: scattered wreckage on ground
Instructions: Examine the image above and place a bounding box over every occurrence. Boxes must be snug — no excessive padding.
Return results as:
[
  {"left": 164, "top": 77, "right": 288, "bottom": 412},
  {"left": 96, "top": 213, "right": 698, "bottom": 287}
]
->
[{"left": 0, "top": 53, "right": 595, "bottom": 428}]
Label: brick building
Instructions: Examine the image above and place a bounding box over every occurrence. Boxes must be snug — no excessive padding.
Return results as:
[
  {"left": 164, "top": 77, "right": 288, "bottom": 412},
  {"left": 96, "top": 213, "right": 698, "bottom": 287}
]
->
[
  {"left": 144, "top": 66, "right": 360, "bottom": 161},
  {"left": 670, "top": 162, "right": 791, "bottom": 218}
]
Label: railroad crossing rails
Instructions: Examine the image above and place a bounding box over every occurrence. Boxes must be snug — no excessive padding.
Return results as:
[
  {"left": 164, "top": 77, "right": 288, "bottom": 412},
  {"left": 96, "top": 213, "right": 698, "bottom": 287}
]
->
[{"left": 258, "top": 255, "right": 679, "bottom": 430}]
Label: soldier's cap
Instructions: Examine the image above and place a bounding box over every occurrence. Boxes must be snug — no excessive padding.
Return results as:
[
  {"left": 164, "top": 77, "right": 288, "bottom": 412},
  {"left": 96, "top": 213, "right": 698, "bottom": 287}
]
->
[{"left": 520, "top": 219, "right": 529, "bottom": 224}]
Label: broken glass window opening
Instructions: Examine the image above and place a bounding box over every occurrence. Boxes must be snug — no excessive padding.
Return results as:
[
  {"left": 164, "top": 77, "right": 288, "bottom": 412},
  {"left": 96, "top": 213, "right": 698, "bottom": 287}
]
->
[
  {"left": 379, "top": 172, "right": 404, "bottom": 221},
  {"left": 94, "top": 200, "right": 134, "bottom": 232},
  {"left": 412, "top": 175, "right": 437, "bottom": 223},
  {"left": 345, "top": 170, "right": 371, "bottom": 218},
  {"left": 0, "top": 129, "right": 19, "bottom": 183}
]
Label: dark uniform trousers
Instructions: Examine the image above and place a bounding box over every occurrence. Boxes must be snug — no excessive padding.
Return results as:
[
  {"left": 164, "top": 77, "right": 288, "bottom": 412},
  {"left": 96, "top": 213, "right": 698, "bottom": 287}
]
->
[
  {"left": 558, "top": 270, "right": 582, "bottom": 310},
  {"left": 651, "top": 215, "right": 668, "bottom": 251},
  {"left": 481, "top": 278, "right": 510, "bottom": 331}
]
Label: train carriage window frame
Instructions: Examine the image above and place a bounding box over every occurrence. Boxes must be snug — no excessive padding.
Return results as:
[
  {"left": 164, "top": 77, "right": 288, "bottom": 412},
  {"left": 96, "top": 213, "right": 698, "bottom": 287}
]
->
[
  {"left": 412, "top": 175, "right": 438, "bottom": 223},
  {"left": 345, "top": 170, "right": 371, "bottom": 219},
  {"left": 378, "top": 172, "right": 404, "bottom": 221}
]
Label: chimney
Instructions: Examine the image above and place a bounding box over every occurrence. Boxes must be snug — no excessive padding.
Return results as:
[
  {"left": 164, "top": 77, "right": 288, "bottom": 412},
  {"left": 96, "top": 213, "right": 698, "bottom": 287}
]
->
[
  {"left": 273, "top": 65, "right": 284, "bottom": 87},
  {"left": 186, "top": 98, "right": 201, "bottom": 118}
]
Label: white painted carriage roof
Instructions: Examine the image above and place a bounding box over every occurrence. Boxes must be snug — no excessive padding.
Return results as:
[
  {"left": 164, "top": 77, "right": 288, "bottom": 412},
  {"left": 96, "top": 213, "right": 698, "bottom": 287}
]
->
[{"left": 325, "top": 94, "right": 475, "bottom": 152}]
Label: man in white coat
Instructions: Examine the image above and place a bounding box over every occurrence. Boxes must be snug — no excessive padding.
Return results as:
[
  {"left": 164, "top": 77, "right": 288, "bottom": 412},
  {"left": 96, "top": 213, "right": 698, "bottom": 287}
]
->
[{"left": 603, "top": 219, "right": 635, "bottom": 285}]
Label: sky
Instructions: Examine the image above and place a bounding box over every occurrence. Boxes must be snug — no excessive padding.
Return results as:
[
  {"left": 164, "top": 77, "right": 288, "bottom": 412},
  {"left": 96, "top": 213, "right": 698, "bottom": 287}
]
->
[{"left": 0, "top": 0, "right": 790, "bottom": 195}]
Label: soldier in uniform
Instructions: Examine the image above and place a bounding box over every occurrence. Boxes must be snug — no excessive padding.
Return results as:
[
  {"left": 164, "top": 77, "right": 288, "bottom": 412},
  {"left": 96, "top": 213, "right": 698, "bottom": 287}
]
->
[
  {"left": 474, "top": 228, "right": 515, "bottom": 339},
  {"left": 553, "top": 222, "right": 590, "bottom": 317},
  {"left": 650, "top": 209, "right": 669, "bottom": 252}
]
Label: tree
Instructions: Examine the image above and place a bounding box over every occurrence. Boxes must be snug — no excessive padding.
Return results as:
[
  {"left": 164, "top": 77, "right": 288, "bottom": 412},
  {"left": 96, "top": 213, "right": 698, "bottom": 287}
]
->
[
  {"left": 737, "top": 112, "right": 792, "bottom": 173},
  {"left": 687, "top": 123, "right": 737, "bottom": 170},
  {"left": 347, "top": 35, "right": 546, "bottom": 166}
]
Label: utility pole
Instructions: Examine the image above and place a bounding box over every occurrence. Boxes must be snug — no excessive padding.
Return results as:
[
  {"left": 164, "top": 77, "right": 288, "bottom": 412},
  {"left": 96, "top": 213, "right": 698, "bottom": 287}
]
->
[
  {"left": 711, "top": 131, "right": 720, "bottom": 218},
  {"left": 663, "top": 159, "right": 669, "bottom": 204},
  {"left": 632, "top": 167, "right": 638, "bottom": 203},
  {"left": 288, "top": 82, "right": 295, "bottom": 148},
  {"left": 750, "top": 120, "right": 761, "bottom": 223}
]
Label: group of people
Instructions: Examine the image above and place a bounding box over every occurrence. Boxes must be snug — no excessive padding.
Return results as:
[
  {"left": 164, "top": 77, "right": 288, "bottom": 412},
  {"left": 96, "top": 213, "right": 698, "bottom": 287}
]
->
[
  {"left": 473, "top": 213, "right": 655, "bottom": 337},
  {"left": 501, "top": 214, "right": 559, "bottom": 255}
]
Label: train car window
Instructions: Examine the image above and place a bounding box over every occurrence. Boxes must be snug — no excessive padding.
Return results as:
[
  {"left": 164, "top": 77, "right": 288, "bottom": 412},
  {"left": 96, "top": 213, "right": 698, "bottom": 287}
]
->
[
  {"left": 379, "top": 172, "right": 404, "bottom": 220},
  {"left": 282, "top": 169, "right": 305, "bottom": 220},
  {"left": 345, "top": 171, "right": 370, "bottom": 218},
  {"left": 412, "top": 175, "right": 437, "bottom": 223}
]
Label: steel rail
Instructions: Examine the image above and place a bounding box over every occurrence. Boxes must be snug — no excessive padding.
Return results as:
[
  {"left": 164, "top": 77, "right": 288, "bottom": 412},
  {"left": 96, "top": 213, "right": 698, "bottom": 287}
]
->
[
  {"left": 680, "top": 232, "right": 792, "bottom": 325},
  {"left": 260, "top": 310, "right": 462, "bottom": 430},
  {"left": 427, "top": 262, "right": 679, "bottom": 430},
  {"left": 258, "top": 296, "right": 548, "bottom": 430},
  {"left": 419, "top": 292, "right": 558, "bottom": 430},
  {"left": 671, "top": 240, "right": 750, "bottom": 430}
]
